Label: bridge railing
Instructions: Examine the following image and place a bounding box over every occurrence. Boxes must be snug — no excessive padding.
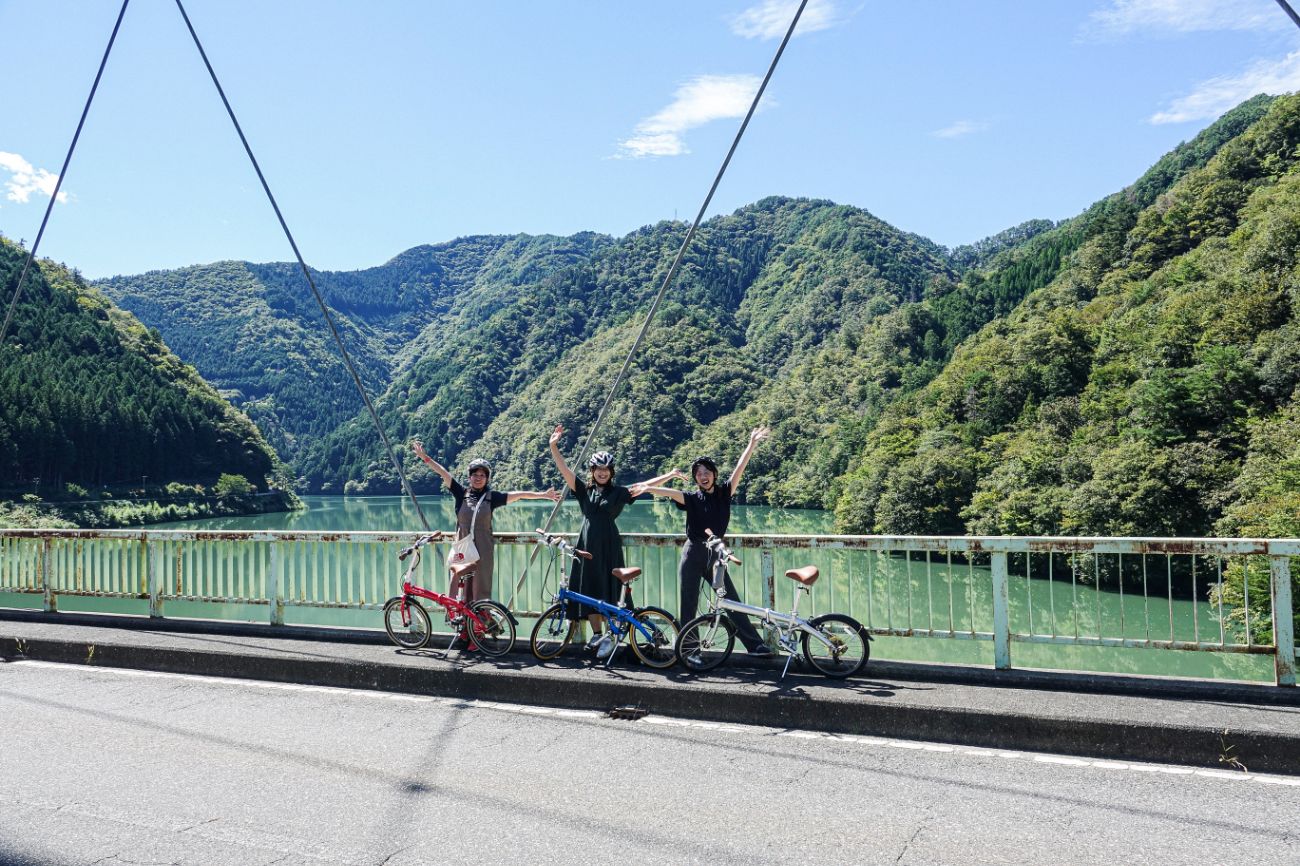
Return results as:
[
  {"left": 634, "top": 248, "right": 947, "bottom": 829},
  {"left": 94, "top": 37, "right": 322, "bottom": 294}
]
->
[{"left": 1, "top": 529, "right": 1294, "bottom": 686}]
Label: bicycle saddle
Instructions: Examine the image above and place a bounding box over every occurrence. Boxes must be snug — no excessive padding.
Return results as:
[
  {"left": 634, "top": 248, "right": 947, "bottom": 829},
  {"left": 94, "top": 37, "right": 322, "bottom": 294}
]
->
[
  {"left": 612, "top": 567, "right": 642, "bottom": 584},
  {"left": 784, "top": 565, "right": 819, "bottom": 586},
  {"left": 450, "top": 562, "right": 477, "bottom": 580}
]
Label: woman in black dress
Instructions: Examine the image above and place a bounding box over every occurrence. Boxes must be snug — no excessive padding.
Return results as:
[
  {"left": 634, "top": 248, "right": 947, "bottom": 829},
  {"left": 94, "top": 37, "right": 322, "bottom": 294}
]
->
[{"left": 548, "top": 425, "right": 682, "bottom": 658}]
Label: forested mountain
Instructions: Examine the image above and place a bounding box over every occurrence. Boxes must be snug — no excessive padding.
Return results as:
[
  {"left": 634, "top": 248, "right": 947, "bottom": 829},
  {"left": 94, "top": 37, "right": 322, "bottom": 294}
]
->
[
  {"left": 95, "top": 93, "right": 1298, "bottom": 543},
  {"left": 0, "top": 236, "right": 281, "bottom": 490},
  {"left": 310, "top": 197, "right": 957, "bottom": 493},
  {"left": 835, "top": 92, "right": 1299, "bottom": 539},
  {"left": 98, "top": 233, "right": 610, "bottom": 461}
]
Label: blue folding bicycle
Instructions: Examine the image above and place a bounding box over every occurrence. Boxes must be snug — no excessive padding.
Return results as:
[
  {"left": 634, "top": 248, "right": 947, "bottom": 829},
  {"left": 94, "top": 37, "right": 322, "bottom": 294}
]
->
[{"left": 530, "top": 530, "right": 679, "bottom": 668}]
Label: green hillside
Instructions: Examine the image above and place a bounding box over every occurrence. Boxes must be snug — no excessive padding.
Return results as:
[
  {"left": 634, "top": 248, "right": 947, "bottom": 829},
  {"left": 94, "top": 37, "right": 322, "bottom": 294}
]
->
[
  {"left": 0, "top": 236, "right": 283, "bottom": 494},
  {"left": 319, "top": 197, "right": 956, "bottom": 493},
  {"left": 98, "top": 233, "right": 610, "bottom": 463},
  {"left": 834, "top": 93, "right": 1300, "bottom": 540}
]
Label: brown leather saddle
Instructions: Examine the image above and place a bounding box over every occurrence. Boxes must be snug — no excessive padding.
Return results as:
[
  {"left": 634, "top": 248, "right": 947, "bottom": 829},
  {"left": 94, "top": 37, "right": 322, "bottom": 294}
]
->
[
  {"left": 785, "top": 565, "right": 819, "bottom": 587},
  {"left": 611, "top": 567, "right": 642, "bottom": 585}
]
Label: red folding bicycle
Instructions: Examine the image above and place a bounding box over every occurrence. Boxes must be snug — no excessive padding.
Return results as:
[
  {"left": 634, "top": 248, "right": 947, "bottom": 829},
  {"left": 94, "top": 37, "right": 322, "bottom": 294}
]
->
[{"left": 381, "top": 530, "right": 516, "bottom": 656}]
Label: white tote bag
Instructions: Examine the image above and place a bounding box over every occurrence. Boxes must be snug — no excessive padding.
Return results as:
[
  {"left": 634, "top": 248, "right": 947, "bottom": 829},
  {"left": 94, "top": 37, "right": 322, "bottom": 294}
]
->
[{"left": 448, "top": 493, "right": 486, "bottom": 566}]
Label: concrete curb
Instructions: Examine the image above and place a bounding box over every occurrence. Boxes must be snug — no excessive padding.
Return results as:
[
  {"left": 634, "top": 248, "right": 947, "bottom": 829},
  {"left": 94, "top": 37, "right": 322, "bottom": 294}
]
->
[
  {"left": 3, "top": 608, "right": 1296, "bottom": 704},
  {"left": 2, "top": 622, "right": 1298, "bottom": 775}
]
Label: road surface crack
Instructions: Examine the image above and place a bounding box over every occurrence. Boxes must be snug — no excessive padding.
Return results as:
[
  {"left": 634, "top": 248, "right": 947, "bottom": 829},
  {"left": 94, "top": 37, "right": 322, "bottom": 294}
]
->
[
  {"left": 894, "top": 816, "right": 929, "bottom": 864},
  {"left": 177, "top": 816, "right": 221, "bottom": 833},
  {"left": 377, "top": 844, "right": 415, "bottom": 865}
]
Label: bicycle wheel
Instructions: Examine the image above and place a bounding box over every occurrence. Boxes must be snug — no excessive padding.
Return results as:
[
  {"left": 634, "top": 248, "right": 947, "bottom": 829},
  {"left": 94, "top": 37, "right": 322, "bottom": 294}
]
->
[
  {"left": 629, "top": 606, "right": 679, "bottom": 669},
  {"left": 802, "top": 613, "right": 870, "bottom": 678},
  {"left": 383, "top": 596, "right": 431, "bottom": 649},
  {"left": 530, "top": 602, "right": 576, "bottom": 660},
  {"left": 467, "top": 600, "right": 516, "bottom": 657},
  {"left": 675, "top": 613, "right": 735, "bottom": 673}
]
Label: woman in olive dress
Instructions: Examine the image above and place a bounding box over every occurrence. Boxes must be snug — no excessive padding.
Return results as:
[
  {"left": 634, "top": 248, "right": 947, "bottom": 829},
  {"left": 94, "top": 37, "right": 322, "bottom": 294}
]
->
[{"left": 411, "top": 442, "right": 560, "bottom": 602}]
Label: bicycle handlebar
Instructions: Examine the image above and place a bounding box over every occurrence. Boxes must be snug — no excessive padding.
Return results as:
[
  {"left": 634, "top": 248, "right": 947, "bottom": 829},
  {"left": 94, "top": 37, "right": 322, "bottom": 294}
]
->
[
  {"left": 536, "top": 529, "right": 593, "bottom": 560},
  {"left": 398, "top": 530, "right": 448, "bottom": 561},
  {"left": 703, "top": 528, "right": 741, "bottom": 565}
]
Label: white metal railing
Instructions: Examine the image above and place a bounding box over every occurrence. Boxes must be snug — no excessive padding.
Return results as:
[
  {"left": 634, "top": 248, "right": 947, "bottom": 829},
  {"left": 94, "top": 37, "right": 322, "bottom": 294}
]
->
[{"left": 0, "top": 529, "right": 1294, "bottom": 686}]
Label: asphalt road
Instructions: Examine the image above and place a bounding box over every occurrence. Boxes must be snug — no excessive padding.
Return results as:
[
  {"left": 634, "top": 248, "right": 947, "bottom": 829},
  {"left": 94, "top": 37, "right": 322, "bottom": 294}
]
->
[{"left": 1, "top": 660, "right": 1297, "bottom": 866}]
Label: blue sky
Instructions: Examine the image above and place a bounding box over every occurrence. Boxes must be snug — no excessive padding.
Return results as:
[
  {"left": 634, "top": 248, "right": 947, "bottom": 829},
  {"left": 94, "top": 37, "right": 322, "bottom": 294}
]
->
[{"left": 2, "top": 0, "right": 1299, "bottom": 278}]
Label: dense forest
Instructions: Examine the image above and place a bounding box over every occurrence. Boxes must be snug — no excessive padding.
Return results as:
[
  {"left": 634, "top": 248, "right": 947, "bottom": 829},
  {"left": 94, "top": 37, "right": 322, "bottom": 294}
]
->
[
  {"left": 836, "top": 92, "right": 1300, "bottom": 540},
  {"left": 94, "top": 94, "right": 1298, "bottom": 549},
  {"left": 0, "top": 235, "right": 285, "bottom": 497}
]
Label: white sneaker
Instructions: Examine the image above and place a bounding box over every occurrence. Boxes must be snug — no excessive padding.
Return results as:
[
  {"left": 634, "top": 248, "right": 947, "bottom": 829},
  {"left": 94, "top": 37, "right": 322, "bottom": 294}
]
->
[
  {"left": 586, "top": 632, "right": 605, "bottom": 650},
  {"left": 595, "top": 634, "right": 616, "bottom": 659}
]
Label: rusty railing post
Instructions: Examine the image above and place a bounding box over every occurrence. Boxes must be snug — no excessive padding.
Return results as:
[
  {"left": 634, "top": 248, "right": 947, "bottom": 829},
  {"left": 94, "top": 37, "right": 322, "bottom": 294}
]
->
[
  {"left": 992, "top": 549, "right": 1011, "bottom": 670},
  {"left": 268, "top": 542, "right": 284, "bottom": 626},
  {"left": 1271, "top": 554, "right": 1295, "bottom": 687}
]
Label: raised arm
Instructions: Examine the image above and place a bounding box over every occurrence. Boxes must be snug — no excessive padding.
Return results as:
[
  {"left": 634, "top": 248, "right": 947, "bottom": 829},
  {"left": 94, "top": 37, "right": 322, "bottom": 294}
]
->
[
  {"left": 635, "top": 467, "right": 687, "bottom": 489},
  {"left": 629, "top": 485, "right": 685, "bottom": 505},
  {"left": 547, "top": 424, "right": 577, "bottom": 492},
  {"left": 506, "top": 487, "right": 564, "bottom": 504},
  {"left": 411, "top": 440, "right": 454, "bottom": 487},
  {"left": 727, "top": 426, "right": 771, "bottom": 493}
]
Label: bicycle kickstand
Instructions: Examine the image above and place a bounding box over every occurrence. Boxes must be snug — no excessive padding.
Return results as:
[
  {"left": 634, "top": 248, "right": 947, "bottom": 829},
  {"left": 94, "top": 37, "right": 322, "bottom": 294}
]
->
[
  {"left": 603, "top": 631, "right": 621, "bottom": 668},
  {"left": 779, "top": 650, "right": 796, "bottom": 680},
  {"left": 446, "top": 623, "right": 467, "bottom": 655}
]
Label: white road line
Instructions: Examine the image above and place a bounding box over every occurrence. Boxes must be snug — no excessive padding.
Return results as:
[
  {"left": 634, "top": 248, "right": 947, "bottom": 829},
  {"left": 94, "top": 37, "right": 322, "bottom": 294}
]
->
[{"left": 6, "top": 659, "right": 1295, "bottom": 787}]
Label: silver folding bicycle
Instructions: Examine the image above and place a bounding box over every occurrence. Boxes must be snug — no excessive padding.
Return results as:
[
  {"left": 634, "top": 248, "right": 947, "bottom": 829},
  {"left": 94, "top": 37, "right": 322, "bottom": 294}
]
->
[{"left": 674, "top": 530, "right": 870, "bottom": 678}]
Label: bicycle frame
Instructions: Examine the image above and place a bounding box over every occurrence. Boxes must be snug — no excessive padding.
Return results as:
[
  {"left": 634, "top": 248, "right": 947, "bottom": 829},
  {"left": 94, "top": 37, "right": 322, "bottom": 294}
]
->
[
  {"left": 395, "top": 541, "right": 491, "bottom": 638},
  {"left": 535, "top": 530, "right": 661, "bottom": 664},
  {"left": 550, "top": 574, "right": 659, "bottom": 644},
  {"left": 700, "top": 534, "right": 836, "bottom": 677}
]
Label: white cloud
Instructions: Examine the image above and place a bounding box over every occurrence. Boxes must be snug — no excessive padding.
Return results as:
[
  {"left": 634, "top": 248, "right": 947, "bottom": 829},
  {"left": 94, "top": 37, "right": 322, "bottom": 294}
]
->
[
  {"left": 617, "top": 74, "right": 767, "bottom": 158},
  {"left": 730, "top": 0, "right": 841, "bottom": 40},
  {"left": 1150, "top": 50, "right": 1300, "bottom": 123},
  {"left": 932, "top": 120, "right": 988, "bottom": 139},
  {"left": 1086, "top": 0, "right": 1283, "bottom": 38},
  {"left": 0, "top": 151, "right": 68, "bottom": 205}
]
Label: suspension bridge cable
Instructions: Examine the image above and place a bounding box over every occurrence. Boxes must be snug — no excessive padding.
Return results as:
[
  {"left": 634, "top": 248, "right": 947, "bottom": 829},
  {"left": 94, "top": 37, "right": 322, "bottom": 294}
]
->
[
  {"left": 1275, "top": 0, "right": 1300, "bottom": 30},
  {"left": 0, "top": 0, "right": 131, "bottom": 348},
  {"left": 171, "top": 0, "right": 429, "bottom": 530},
  {"left": 507, "top": 0, "right": 810, "bottom": 610}
]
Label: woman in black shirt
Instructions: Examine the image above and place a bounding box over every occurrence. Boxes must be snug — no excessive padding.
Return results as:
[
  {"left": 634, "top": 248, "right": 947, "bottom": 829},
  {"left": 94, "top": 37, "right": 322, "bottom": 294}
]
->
[{"left": 632, "top": 427, "right": 773, "bottom": 656}]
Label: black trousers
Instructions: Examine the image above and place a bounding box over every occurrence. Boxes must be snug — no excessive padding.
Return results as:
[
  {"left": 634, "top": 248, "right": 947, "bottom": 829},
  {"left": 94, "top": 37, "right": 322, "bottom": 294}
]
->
[{"left": 678, "top": 539, "right": 765, "bottom": 652}]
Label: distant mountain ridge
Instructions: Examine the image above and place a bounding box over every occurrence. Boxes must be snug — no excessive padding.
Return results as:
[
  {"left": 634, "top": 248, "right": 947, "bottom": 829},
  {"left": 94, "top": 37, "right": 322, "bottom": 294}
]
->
[{"left": 98, "top": 233, "right": 611, "bottom": 461}]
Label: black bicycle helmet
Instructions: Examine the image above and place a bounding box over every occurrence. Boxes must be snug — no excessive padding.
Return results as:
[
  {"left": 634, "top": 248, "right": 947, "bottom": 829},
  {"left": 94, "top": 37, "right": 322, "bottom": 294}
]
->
[
  {"left": 588, "top": 451, "right": 615, "bottom": 469},
  {"left": 466, "top": 458, "right": 492, "bottom": 478},
  {"left": 691, "top": 456, "right": 718, "bottom": 477}
]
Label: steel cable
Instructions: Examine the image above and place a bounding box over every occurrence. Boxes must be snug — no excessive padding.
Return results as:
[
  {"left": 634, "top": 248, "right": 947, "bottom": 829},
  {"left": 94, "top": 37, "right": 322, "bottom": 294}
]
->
[
  {"left": 507, "top": 0, "right": 810, "bottom": 609},
  {"left": 0, "top": 0, "right": 131, "bottom": 348},
  {"left": 171, "top": 0, "right": 429, "bottom": 530}
]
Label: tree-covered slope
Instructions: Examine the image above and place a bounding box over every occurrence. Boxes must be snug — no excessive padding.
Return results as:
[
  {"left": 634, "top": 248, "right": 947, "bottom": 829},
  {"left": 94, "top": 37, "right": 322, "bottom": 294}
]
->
[
  {"left": 98, "top": 233, "right": 609, "bottom": 463},
  {"left": 834, "top": 93, "right": 1300, "bottom": 538},
  {"left": 318, "top": 197, "right": 963, "bottom": 495},
  {"left": 0, "top": 236, "right": 281, "bottom": 490},
  {"left": 659, "top": 96, "right": 1278, "bottom": 510}
]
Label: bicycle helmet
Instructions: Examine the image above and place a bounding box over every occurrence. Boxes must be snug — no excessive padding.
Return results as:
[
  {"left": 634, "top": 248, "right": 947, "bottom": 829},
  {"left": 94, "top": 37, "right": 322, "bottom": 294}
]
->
[
  {"left": 466, "top": 458, "right": 492, "bottom": 478},
  {"left": 690, "top": 456, "right": 718, "bottom": 477},
  {"left": 588, "top": 451, "right": 615, "bottom": 469}
]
